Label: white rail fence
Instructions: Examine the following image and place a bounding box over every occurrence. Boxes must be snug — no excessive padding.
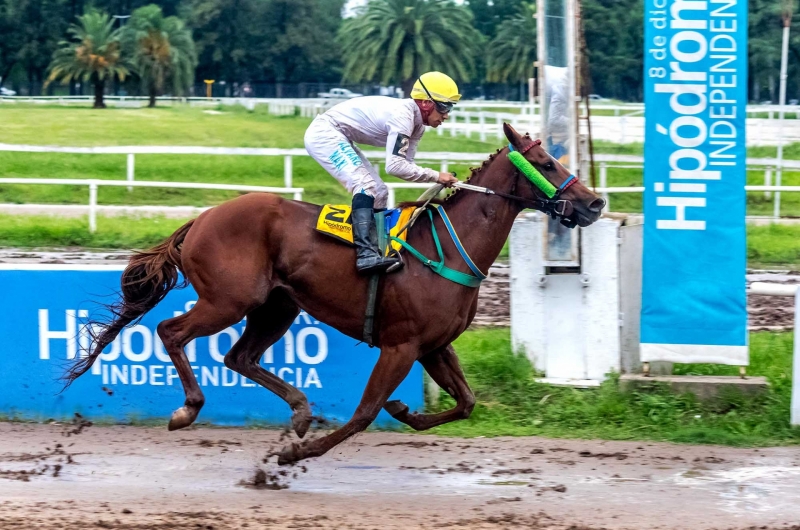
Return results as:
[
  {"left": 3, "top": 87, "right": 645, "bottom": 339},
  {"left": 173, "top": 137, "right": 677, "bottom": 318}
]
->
[
  {"left": 749, "top": 282, "right": 800, "bottom": 425},
  {"left": 0, "top": 177, "right": 303, "bottom": 233},
  {"left": 3, "top": 144, "right": 800, "bottom": 213}
]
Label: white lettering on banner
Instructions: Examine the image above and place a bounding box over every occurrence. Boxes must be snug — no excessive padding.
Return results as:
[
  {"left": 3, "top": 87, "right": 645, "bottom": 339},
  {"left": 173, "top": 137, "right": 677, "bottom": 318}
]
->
[
  {"left": 38, "top": 309, "right": 76, "bottom": 360},
  {"left": 41, "top": 309, "right": 328, "bottom": 389},
  {"left": 648, "top": 0, "right": 742, "bottom": 230}
]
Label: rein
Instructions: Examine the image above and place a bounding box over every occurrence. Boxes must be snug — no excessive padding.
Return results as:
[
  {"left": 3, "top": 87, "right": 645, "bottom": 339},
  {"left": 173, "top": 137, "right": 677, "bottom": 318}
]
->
[{"left": 391, "top": 142, "right": 580, "bottom": 288}]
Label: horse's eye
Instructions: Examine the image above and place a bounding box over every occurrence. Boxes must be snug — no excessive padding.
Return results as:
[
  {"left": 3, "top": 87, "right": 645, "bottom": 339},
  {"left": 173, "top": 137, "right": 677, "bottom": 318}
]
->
[{"left": 545, "top": 162, "right": 554, "bottom": 171}]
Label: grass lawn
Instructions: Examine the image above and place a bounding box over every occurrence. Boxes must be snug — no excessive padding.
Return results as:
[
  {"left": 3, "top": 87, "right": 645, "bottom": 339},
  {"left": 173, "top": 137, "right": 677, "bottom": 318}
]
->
[
  {"left": 435, "top": 327, "right": 799, "bottom": 447},
  {"left": 3, "top": 104, "right": 800, "bottom": 268},
  {"left": 0, "top": 104, "right": 493, "bottom": 206}
]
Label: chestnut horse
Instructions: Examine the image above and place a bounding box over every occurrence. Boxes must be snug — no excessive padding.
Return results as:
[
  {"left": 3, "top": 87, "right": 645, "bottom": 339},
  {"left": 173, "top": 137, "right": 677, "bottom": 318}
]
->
[{"left": 65, "top": 124, "right": 604, "bottom": 465}]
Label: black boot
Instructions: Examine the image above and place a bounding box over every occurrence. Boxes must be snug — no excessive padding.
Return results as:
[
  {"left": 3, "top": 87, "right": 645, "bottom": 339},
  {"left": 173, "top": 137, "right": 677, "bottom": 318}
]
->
[{"left": 351, "top": 194, "right": 401, "bottom": 275}]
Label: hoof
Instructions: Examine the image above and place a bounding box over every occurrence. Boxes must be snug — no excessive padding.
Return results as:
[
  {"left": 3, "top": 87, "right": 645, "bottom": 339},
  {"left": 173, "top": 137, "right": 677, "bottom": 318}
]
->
[
  {"left": 291, "top": 407, "right": 313, "bottom": 439},
  {"left": 383, "top": 400, "right": 409, "bottom": 419},
  {"left": 167, "top": 406, "right": 197, "bottom": 431},
  {"left": 277, "top": 442, "right": 302, "bottom": 466}
]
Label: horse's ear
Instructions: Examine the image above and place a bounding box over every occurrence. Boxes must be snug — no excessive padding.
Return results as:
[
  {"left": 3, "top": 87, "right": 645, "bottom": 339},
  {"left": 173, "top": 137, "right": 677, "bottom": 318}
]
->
[{"left": 503, "top": 122, "right": 523, "bottom": 148}]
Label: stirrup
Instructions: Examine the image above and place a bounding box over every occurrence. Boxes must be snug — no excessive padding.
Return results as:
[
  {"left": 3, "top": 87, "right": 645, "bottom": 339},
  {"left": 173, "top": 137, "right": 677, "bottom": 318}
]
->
[{"left": 385, "top": 249, "right": 404, "bottom": 273}]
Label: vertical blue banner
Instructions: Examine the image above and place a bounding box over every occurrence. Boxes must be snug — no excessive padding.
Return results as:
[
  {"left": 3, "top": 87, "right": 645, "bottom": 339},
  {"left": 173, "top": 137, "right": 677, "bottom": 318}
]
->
[{"left": 642, "top": 1, "right": 748, "bottom": 364}]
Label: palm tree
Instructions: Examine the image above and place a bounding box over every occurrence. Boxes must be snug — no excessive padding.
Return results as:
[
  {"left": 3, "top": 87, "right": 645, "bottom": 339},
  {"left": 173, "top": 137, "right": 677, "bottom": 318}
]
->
[
  {"left": 485, "top": 3, "right": 537, "bottom": 83},
  {"left": 122, "top": 5, "right": 197, "bottom": 108},
  {"left": 46, "top": 11, "right": 129, "bottom": 108},
  {"left": 338, "top": 0, "right": 483, "bottom": 97}
]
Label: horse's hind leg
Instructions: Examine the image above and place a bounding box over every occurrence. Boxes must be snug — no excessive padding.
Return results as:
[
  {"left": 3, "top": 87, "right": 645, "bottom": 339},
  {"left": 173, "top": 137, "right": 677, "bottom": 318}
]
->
[
  {"left": 383, "top": 344, "right": 475, "bottom": 431},
  {"left": 223, "top": 290, "right": 313, "bottom": 438},
  {"left": 277, "top": 344, "right": 418, "bottom": 465},
  {"left": 158, "top": 299, "right": 245, "bottom": 431}
]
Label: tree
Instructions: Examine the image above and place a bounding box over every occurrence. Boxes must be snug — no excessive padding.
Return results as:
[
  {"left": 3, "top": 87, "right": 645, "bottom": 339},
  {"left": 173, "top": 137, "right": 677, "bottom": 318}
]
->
[
  {"left": 485, "top": 3, "right": 536, "bottom": 83},
  {"left": 254, "top": 0, "right": 345, "bottom": 86},
  {"left": 46, "top": 10, "right": 129, "bottom": 107},
  {"left": 338, "top": 0, "right": 484, "bottom": 97},
  {"left": 122, "top": 4, "right": 196, "bottom": 107},
  {"left": 465, "top": 0, "right": 529, "bottom": 39}
]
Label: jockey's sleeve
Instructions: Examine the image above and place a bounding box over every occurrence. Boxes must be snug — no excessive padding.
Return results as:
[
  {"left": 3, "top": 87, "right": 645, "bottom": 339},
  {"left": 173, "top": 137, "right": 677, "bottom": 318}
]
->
[{"left": 384, "top": 130, "right": 439, "bottom": 183}]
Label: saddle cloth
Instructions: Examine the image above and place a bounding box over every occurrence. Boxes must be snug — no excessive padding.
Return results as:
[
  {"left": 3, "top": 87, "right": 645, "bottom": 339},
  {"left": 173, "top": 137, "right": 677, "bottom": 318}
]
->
[{"left": 315, "top": 204, "right": 415, "bottom": 253}]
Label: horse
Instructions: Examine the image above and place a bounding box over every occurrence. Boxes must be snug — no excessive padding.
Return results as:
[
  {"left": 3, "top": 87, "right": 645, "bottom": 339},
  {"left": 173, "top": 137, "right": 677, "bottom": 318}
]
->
[{"left": 64, "top": 123, "right": 605, "bottom": 465}]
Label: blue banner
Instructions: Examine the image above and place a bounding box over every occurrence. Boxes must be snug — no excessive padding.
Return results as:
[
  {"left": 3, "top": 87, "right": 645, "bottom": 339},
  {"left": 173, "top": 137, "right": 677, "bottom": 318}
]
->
[
  {"left": 642, "top": 1, "right": 748, "bottom": 364},
  {"left": 0, "top": 267, "right": 423, "bottom": 425}
]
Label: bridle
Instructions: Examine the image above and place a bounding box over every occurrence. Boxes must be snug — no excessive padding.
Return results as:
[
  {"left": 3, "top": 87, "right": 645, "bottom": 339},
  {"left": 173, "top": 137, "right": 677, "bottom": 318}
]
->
[{"left": 454, "top": 140, "right": 580, "bottom": 228}]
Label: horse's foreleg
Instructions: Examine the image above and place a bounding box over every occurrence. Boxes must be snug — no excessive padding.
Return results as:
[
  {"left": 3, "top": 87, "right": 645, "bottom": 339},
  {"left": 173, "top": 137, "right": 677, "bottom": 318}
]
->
[
  {"left": 383, "top": 344, "right": 475, "bottom": 431},
  {"left": 223, "top": 291, "right": 313, "bottom": 438},
  {"left": 158, "top": 299, "right": 244, "bottom": 431},
  {"left": 277, "top": 344, "right": 418, "bottom": 465}
]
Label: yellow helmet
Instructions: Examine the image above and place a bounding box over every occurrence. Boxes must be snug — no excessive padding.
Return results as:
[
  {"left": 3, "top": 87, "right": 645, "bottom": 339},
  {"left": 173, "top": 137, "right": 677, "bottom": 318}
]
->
[{"left": 410, "top": 72, "right": 461, "bottom": 109}]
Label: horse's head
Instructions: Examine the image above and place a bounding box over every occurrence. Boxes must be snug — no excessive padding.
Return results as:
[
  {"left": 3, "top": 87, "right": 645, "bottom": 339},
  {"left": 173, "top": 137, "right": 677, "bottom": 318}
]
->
[{"left": 503, "top": 123, "right": 605, "bottom": 228}]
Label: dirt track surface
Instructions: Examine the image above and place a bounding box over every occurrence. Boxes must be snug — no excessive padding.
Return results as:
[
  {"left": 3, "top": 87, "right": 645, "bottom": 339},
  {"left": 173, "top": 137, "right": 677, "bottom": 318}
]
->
[
  {"left": 2, "top": 249, "right": 797, "bottom": 330},
  {"left": 2, "top": 423, "right": 800, "bottom": 529}
]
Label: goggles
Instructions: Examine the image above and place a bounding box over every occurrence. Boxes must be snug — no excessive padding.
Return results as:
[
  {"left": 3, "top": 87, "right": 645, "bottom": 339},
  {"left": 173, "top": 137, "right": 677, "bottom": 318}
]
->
[{"left": 418, "top": 79, "right": 455, "bottom": 114}]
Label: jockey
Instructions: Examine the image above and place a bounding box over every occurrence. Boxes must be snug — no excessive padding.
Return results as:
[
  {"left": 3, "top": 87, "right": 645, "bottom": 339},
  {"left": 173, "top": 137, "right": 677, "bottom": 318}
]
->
[{"left": 304, "top": 71, "right": 461, "bottom": 274}]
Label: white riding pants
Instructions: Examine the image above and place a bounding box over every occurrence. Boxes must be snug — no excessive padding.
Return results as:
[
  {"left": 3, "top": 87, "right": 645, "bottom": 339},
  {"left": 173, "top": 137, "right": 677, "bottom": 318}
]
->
[{"left": 304, "top": 116, "right": 389, "bottom": 208}]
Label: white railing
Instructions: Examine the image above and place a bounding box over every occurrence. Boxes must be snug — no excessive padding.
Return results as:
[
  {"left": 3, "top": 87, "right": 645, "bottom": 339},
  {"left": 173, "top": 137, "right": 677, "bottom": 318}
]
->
[
  {"left": 0, "top": 178, "right": 303, "bottom": 233},
  {"left": 749, "top": 282, "right": 800, "bottom": 425}
]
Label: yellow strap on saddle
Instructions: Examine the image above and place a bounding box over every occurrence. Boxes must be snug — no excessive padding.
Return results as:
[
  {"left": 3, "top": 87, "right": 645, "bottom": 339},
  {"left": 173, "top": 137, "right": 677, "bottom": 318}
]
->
[{"left": 315, "top": 204, "right": 415, "bottom": 251}]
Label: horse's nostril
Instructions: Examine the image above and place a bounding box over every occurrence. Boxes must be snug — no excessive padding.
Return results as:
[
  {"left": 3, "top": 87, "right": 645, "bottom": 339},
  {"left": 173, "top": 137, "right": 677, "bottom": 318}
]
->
[{"left": 588, "top": 198, "right": 606, "bottom": 213}]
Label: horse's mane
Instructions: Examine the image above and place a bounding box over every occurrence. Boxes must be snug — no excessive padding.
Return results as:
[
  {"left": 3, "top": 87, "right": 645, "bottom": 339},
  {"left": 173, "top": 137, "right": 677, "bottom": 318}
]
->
[
  {"left": 397, "top": 142, "right": 516, "bottom": 209},
  {"left": 441, "top": 147, "right": 506, "bottom": 205}
]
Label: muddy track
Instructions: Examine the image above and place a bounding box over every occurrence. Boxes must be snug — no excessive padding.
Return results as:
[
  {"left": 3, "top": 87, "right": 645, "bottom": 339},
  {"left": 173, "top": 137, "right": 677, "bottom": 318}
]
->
[{"left": 1, "top": 423, "right": 799, "bottom": 529}]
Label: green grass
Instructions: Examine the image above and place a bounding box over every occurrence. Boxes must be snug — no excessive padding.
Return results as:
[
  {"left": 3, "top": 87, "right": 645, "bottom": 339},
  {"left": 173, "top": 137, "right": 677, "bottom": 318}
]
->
[
  {"left": 432, "top": 328, "right": 799, "bottom": 446},
  {"left": 0, "top": 104, "right": 489, "bottom": 207},
  {"left": 0, "top": 213, "right": 192, "bottom": 248}
]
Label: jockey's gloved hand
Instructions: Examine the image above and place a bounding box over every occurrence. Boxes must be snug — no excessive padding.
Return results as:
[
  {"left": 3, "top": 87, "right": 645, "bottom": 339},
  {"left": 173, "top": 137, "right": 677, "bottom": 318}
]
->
[{"left": 437, "top": 172, "right": 459, "bottom": 187}]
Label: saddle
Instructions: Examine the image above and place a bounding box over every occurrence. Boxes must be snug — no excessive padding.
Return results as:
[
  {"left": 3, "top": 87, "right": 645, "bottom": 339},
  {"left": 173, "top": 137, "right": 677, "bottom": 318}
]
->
[{"left": 315, "top": 204, "right": 415, "bottom": 255}]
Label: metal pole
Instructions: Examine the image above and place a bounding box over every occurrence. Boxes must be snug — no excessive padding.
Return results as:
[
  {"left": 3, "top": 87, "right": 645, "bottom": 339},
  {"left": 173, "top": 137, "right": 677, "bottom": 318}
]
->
[
  {"left": 567, "top": 0, "right": 577, "bottom": 173},
  {"left": 126, "top": 153, "right": 134, "bottom": 192},
  {"left": 776, "top": 18, "right": 791, "bottom": 219}
]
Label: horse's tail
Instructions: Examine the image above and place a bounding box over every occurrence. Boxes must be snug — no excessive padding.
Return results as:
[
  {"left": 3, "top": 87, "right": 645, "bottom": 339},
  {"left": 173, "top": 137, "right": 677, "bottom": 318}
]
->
[{"left": 62, "top": 219, "right": 196, "bottom": 389}]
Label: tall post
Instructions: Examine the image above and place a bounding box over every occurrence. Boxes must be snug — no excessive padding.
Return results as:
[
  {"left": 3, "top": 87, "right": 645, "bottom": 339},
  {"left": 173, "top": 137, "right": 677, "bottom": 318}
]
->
[{"left": 776, "top": 1, "right": 793, "bottom": 219}]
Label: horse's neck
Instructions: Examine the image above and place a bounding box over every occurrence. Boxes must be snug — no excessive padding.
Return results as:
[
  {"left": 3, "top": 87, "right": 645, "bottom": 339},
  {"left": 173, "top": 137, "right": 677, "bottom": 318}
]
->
[{"left": 441, "top": 156, "right": 524, "bottom": 273}]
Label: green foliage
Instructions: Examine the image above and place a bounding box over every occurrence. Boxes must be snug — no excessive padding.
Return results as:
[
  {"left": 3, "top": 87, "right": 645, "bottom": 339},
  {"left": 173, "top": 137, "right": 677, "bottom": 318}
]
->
[
  {"left": 339, "top": 0, "right": 484, "bottom": 94},
  {"left": 430, "top": 328, "right": 800, "bottom": 446},
  {"left": 0, "top": 213, "right": 191, "bottom": 248},
  {"left": 121, "top": 4, "right": 197, "bottom": 106},
  {"left": 485, "top": 3, "right": 536, "bottom": 83},
  {"left": 182, "top": 0, "right": 345, "bottom": 84},
  {"left": 46, "top": 10, "right": 129, "bottom": 107}
]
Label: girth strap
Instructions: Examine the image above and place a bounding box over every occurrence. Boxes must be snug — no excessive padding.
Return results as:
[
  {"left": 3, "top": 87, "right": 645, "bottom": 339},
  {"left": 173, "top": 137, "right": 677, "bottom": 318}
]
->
[{"left": 390, "top": 205, "right": 486, "bottom": 288}]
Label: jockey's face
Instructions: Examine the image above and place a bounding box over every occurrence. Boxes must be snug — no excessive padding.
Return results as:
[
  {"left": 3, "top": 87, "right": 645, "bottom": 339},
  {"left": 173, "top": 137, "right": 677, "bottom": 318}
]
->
[
  {"left": 415, "top": 99, "right": 450, "bottom": 128},
  {"left": 427, "top": 105, "right": 449, "bottom": 128}
]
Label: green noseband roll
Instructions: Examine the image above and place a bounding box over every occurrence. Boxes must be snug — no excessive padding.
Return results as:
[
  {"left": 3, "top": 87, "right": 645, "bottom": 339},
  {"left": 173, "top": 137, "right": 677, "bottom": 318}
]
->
[{"left": 508, "top": 150, "right": 557, "bottom": 198}]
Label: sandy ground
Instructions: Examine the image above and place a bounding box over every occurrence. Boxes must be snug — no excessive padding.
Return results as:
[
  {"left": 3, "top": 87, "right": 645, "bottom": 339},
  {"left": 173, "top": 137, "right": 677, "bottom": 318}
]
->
[{"left": 1, "top": 423, "right": 800, "bottom": 529}]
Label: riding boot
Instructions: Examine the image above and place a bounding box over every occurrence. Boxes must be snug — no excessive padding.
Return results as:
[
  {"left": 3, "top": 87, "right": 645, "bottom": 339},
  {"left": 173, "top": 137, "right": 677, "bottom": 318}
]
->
[{"left": 351, "top": 194, "right": 401, "bottom": 275}]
